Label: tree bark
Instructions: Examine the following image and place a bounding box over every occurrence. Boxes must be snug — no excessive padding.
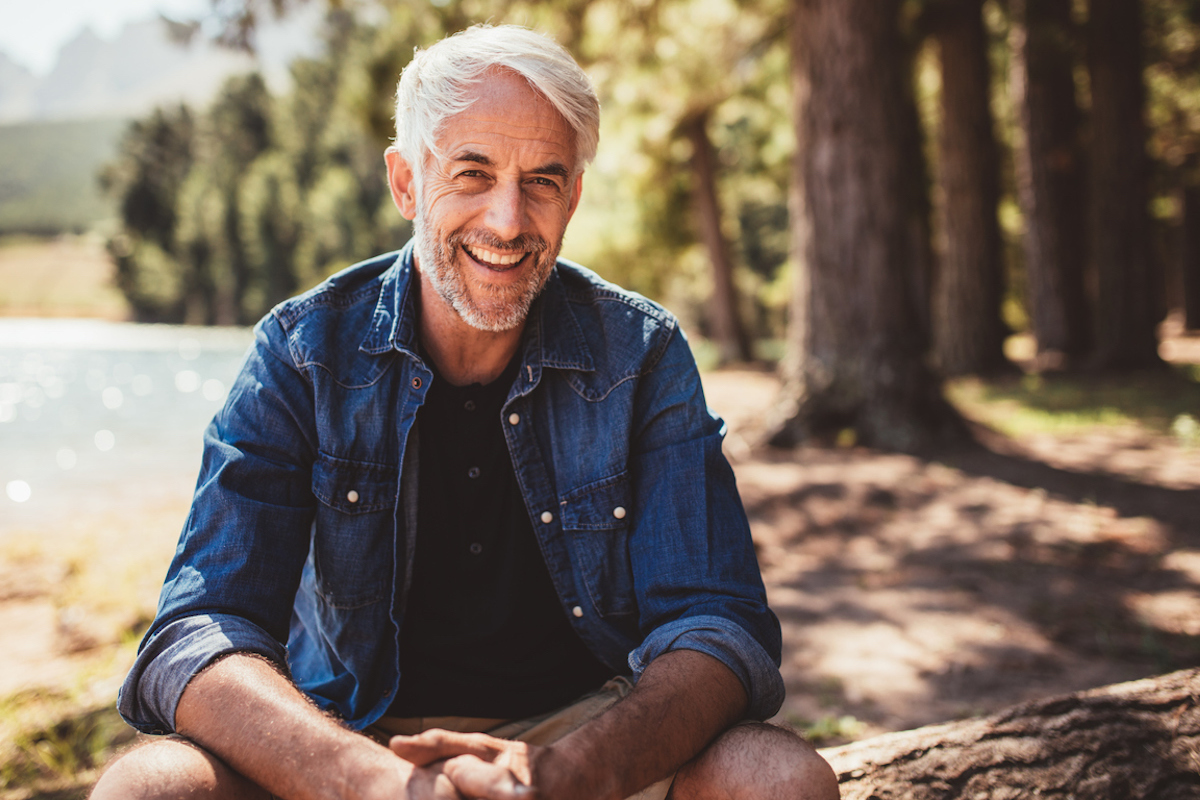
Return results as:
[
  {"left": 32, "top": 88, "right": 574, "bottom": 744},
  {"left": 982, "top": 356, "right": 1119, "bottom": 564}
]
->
[
  {"left": 1010, "top": 0, "right": 1092, "bottom": 368},
  {"left": 1185, "top": 186, "right": 1200, "bottom": 332},
  {"left": 931, "top": 0, "right": 1008, "bottom": 376},
  {"left": 771, "top": 0, "right": 967, "bottom": 452},
  {"left": 1087, "top": 0, "right": 1163, "bottom": 369},
  {"left": 822, "top": 668, "right": 1200, "bottom": 799},
  {"left": 684, "top": 109, "right": 754, "bottom": 364}
]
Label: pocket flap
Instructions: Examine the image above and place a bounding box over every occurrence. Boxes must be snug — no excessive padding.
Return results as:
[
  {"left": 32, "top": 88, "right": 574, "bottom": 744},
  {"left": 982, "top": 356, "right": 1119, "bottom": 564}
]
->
[
  {"left": 312, "top": 453, "right": 398, "bottom": 514},
  {"left": 559, "top": 472, "right": 631, "bottom": 531}
]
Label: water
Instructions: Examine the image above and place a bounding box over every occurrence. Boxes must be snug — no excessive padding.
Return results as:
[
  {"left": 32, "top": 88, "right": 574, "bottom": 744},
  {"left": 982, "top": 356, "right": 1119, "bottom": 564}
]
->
[{"left": 0, "top": 319, "right": 255, "bottom": 535}]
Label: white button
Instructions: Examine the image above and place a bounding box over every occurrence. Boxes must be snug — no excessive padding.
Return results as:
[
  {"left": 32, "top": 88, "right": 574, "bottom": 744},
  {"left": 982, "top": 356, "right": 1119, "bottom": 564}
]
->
[
  {"left": 612, "top": 506, "right": 626, "bottom": 519},
  {"left": 572, "top": 606, "right": 583, "bottom": 618},
  {"left": 346, "top": 490, "right": 359, "bottom": 503},
  {"left": 541, "top": 511, "right": 553, "bottom": 524},
  {"left": 508, "top": 413, "right": 520, "bottom": 425}
]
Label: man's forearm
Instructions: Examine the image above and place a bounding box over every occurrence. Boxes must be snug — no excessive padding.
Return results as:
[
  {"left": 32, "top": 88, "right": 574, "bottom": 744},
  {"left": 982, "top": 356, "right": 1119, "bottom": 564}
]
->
[
  {"left": 174, "top": 654, "right": 413, "bottom": 800},
  {"left": 540, "top": 649, "right": 748, "bottom": 800}
]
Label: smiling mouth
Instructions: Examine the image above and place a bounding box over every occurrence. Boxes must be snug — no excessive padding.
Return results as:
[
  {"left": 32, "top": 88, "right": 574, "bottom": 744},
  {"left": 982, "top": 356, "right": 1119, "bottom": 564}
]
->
[{"left": 464, "top": 243, "right": 527, "bottom": 270}]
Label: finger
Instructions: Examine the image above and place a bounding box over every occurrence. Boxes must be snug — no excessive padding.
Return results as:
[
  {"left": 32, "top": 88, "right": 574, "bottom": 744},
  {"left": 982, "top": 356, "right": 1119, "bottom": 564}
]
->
[
  {"left": 408, "top": 764, "right": 468, "bottom": 800},
  {"left": 390, "top": 729, "right": 505, "bottom": 765},
  {"left": 443, "top": 755, "right": 534, "bottom": 800}
]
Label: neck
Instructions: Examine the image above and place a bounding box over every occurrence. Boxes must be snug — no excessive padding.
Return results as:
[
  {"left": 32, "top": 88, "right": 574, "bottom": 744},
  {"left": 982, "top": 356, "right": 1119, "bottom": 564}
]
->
[{"left": 415, "top": 269, "right": 525, "bottom": 386}]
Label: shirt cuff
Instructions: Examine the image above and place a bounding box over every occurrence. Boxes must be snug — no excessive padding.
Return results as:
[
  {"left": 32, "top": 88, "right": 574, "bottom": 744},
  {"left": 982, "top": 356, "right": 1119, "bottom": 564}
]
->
[
  {"left": 628, "top": 614, "right": 785, "bottom": 721},
  {"left": 118, "top": 613, "right": 289, "bottom": 734}
]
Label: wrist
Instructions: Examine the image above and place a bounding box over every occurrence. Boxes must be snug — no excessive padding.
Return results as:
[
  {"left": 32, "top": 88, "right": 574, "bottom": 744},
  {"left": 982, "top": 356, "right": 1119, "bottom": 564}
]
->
[
  {"left": 536, "top": 742, "right": 619, "bottom": 800},
  {"left": 340, "top": 740, "right": 415, "bottom": 800}
]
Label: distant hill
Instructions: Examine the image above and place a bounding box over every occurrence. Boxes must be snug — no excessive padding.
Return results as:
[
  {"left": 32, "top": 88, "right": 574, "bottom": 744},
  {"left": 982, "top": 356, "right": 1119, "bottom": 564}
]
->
[
  {"left": 0, "top": 9, "right": 320, "bottom": 235},
  {"left": 0, "top": 10, "right": 319, "bottom": 124},
  {"left": 0, "top": 117, "right": 127, "bottom": 234}
]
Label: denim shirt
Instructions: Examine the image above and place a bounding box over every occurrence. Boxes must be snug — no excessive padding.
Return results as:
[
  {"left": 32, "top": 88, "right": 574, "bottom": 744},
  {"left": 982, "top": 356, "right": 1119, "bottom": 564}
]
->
[{"left": 118, "top": 243, "right": 784, "bottom": 734}]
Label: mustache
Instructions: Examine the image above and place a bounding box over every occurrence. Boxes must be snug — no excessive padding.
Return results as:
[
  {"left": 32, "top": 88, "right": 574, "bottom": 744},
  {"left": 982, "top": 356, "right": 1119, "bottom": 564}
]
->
[{"left": 448, "top": 229, "right": 550, "bottom": 254}]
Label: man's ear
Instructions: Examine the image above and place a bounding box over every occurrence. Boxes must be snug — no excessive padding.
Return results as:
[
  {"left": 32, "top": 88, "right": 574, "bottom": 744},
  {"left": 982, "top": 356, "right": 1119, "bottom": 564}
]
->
[
  {"left": 566, "top": 172, "right": 584, "bottom": 222},
  {"left": 385, "top": 147, "right": 418, "bottom": 221}
]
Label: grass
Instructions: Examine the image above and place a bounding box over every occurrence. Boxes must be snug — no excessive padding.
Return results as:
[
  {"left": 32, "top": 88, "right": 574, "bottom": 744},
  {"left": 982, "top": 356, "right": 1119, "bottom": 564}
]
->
[
  {"left": 0, "top": 689, "right": 138, "bottom": 800},
  {"left": 946, "top": 366, "right": 1200, "bottom": 442},
  {"left": 0, "top": 118, "right": 126, "bottom": 236}
]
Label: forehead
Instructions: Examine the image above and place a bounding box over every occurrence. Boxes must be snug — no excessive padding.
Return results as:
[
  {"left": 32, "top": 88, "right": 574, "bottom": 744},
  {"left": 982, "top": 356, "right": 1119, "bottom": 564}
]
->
[{"left": 434, "top": 70, "right": 576, "bottom": 167}]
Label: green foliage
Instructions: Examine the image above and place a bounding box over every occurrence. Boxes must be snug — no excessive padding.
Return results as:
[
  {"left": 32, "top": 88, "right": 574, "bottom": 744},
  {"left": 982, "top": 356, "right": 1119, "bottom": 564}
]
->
[
  {"left": 1146, "top": 0, "right": 1200, "bottom": 182},
  {"left": 103, "top": 11, "right": 415, "bottom": 324},
  {"left": 0, "top": 118, "right": 126, "bottom": 235}
]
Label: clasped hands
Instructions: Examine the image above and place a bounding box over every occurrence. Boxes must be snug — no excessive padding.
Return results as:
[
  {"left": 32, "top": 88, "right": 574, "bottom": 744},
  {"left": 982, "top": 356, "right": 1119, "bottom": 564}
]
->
[{"left": 390, "top": 729, "right": 552, "bottom": 800}]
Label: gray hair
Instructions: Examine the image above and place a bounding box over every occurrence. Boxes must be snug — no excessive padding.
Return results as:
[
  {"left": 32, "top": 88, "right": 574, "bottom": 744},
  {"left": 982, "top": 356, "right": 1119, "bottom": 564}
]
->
[{"left": 393, "top": 24, "right": 600, "bottom": 184}]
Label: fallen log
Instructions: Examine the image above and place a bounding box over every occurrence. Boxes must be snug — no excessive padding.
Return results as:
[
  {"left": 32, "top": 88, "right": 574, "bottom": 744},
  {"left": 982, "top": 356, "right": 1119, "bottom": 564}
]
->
[{"left": 819, "top": 668, "right": 1200, "bottom": 799}]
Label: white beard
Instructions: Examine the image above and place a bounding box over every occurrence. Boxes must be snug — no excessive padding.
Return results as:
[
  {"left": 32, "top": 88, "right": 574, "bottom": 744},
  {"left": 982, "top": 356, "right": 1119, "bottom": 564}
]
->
[{"left": 413, "top": 198, "right": 559, "bottom": 333}]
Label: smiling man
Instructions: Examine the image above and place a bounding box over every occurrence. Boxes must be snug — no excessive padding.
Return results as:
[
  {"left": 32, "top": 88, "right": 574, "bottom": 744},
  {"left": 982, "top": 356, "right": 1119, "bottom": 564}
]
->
[{"left": 92, "top": 24, "right": 839, "bottom": 800}]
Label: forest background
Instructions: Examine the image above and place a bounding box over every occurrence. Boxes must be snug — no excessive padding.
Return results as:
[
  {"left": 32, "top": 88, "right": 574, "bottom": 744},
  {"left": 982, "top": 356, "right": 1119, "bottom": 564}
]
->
[{"left": 1, "top": 0, "right": 1199, "bottom": 797}]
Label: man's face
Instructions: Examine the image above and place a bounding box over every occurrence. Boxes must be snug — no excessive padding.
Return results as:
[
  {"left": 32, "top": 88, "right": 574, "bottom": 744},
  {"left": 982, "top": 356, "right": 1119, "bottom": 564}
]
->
[{"left": 393, "top": 69, "right": 582, "bottom": 333}]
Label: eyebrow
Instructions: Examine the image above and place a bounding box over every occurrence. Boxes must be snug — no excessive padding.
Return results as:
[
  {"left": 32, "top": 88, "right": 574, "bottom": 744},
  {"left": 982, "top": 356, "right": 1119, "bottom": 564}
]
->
[{"left": 453, "top": 150, "right": 571, "bottom": 180}]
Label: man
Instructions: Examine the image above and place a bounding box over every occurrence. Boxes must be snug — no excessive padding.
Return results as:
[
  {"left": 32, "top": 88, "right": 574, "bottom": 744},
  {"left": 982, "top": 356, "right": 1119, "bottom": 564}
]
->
[{"left": 93, "top": 24, "right": 839, "bottom": 800}]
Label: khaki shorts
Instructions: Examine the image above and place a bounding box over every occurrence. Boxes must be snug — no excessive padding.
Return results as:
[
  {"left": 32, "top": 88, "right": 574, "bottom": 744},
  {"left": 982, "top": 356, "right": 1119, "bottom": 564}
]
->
[{"left": 365, "top": 677, "right": 673, "bottom": 800}]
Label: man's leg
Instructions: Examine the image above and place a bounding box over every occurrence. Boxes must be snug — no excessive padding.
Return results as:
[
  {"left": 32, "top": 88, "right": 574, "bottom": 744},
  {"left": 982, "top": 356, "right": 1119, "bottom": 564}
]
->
[
  {"left": 90, "top": 738, "right": 272, "bottom": 800},
  {"left": 668, "top": 722, "right": 840, "bottom": 800}
]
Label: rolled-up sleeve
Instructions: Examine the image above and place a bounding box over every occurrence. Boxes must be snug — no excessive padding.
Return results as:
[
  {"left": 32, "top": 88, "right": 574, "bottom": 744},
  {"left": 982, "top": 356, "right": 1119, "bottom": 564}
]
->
[
  {"left": 118, "top": 614, "right": 289, "bottom": 733},
  {"left": 118, "top": 312, "right": 320, "bottom": 733},
  {"left": 625, "top": 330, "right": 785, "bottom": 721}
]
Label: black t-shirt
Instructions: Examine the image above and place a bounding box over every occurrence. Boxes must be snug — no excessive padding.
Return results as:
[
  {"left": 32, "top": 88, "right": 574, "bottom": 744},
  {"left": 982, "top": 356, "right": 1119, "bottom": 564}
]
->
[{"left": 387, "top": 354, "right": 615, "bottom": 719}]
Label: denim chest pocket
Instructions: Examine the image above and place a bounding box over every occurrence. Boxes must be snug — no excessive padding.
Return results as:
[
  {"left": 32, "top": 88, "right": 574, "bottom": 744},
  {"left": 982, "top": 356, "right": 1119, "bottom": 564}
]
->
[
  {"left": 310, "top": 453, "right": 398, "bottom": 608},
  {"left": 560, "top": 472, "right": 637, "bottom": 617}
]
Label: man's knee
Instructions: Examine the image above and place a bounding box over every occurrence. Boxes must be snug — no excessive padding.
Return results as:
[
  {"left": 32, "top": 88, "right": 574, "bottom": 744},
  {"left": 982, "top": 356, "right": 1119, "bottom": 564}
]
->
[
  {"left": 91, "top": 737, "right": 269, "bottom": 800},
  {"left": 671, "top": 722, "right": 840, "bottom": 800}
]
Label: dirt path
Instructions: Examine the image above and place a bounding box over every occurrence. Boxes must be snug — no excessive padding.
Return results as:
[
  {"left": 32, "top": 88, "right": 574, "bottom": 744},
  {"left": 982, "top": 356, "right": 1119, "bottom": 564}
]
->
[{"left": 707, "top": 368, "right": 1200, "bottom": 741}]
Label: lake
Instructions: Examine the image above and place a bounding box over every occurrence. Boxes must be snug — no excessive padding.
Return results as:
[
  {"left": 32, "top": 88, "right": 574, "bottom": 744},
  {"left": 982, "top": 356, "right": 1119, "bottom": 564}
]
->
[{"left": 0, "top": 318, "right": 254, "bottom": 537}]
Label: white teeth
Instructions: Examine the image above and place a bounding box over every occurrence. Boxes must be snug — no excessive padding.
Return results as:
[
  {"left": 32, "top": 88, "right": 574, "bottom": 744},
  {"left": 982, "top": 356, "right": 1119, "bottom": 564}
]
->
[{"left": 465, "top": 245, "right": 524, "bottom": 266}]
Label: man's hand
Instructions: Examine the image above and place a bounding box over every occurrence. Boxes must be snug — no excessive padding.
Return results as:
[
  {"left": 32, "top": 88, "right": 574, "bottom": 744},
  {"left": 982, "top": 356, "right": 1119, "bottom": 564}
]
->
[{"left": 391, "top": 730, "right": 546, "bottom": 799}]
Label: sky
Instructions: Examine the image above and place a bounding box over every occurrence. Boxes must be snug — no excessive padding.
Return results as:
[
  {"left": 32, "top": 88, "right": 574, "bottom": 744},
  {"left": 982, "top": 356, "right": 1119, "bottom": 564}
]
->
[{"left": 0, "top": 0, "right": 210, "bottom": 75}]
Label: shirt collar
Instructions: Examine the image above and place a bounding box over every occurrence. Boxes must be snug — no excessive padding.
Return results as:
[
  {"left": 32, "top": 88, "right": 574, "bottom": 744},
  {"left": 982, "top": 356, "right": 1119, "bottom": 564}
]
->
[{"left": 359, "top": 240, "right": 595, "bottom": 378}]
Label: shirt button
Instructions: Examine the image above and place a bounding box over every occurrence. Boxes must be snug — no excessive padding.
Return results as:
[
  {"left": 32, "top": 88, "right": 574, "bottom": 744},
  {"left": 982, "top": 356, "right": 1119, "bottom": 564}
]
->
[
  {"left": 464, "top": 400, "right": 476, "bottom": 411},
  {"left": 572, "top": 605, "right": 583, "bottom": 618},
  {"left": 469, "top": 543, "right": 483, "bottom": 555},
  {"left": 346, "top": 490, "right": 359, "bottom": 503},
  {"left": 508, "top": 413, "right": 520, "bottom": 425},
  {"left": 612, "top": 506, "right": 626, "bottom": 520},
  {"left": 540, "top": 511, "right": 553, "bottom": 524},
  {"left": 411, "top": 376, "right": 422, "bottom": 389},
  {"left": 468, "top": 466, "right": 480, "bottom": 479}
]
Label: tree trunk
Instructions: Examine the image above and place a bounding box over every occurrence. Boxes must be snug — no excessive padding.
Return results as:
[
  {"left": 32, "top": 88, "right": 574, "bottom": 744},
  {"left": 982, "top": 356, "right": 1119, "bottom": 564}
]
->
[
  {"left": 771, "top": 0, "right": 967, "bottom": 452},
  {"left": 684, "top": 109, "right": 753, "bottom": 364},
  {"left": 1010, "top": 0, "right": 1092, "bottom": 368},
  {"left": 1088, "top": 0, "right": 1163, "bottom": 369},
  {"left": 931, "top": 0, "right": 1008, "bottom": 376},
  {"left": 822, "top": 668, "right": 1200, "bottom": 799},
  {"left": 1185, "top": 186, "right": 1200, "bottom": 331}
]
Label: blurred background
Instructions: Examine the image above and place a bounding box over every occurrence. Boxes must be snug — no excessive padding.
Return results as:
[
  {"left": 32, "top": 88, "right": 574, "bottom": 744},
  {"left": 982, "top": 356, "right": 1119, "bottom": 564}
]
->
[{"left": 1, "top": 0, "right": 1198, "bottom": 797}]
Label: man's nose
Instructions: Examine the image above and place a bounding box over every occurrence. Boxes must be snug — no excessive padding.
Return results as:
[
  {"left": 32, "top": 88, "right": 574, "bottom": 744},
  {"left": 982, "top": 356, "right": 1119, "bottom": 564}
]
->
[{"left": 484, "top": 181, "right": 526, "bottom": 242}]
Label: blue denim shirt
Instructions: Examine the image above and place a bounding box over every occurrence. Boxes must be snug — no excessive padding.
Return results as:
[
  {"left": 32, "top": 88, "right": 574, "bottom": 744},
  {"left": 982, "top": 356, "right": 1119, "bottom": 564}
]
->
[{"left": 118, "top": 243, "right": 784, "bottom": 734}]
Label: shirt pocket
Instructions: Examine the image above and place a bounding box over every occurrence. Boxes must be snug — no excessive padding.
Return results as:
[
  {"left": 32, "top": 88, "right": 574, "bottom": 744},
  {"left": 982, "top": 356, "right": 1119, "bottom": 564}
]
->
[
  {"left": 310, "top": 453, "right": 398, "bottom": 609},
  {"left": 560, "top": 472, "right": 637, "bottom": 618}
]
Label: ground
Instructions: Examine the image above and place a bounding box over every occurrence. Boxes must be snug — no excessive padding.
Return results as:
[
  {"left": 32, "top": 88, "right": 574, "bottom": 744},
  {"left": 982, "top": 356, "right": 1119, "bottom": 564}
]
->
[{"left": 707, "top": 364, "right": 1200, "bottom": 741}]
